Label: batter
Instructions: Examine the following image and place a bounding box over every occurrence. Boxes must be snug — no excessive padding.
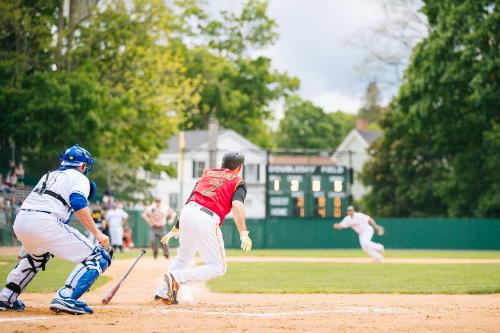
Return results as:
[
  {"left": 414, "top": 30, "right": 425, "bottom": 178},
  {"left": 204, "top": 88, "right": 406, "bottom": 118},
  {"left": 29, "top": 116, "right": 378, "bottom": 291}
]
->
[{"left": 155, "top": 151, "right": 252, "bottom": 304}]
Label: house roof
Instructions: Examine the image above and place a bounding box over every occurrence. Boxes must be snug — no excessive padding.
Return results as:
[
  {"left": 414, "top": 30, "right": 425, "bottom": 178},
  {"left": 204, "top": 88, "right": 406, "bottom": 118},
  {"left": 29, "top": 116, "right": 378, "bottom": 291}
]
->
[
  {"left": 164, "top": 128, "right": 262, "bottom": 153},
  {"left": 356, "top": 130, "right": 382, "bottom": 145},
  {"left": 334, "top": 129, "right": 383, "bottom": 157}
]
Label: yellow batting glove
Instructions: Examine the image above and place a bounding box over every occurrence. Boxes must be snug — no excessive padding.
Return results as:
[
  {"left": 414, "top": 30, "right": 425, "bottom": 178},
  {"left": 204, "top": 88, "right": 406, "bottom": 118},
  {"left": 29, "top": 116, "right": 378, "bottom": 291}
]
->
[
  {"left": 160, "top": 227, "right": 180, "bottom": 245},
  {"left": 239, "top": 231, "right": 252, "bottom": 252}
]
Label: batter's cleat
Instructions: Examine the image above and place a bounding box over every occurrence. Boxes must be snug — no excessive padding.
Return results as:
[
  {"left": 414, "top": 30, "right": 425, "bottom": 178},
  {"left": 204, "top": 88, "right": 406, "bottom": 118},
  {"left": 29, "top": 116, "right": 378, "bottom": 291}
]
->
[
  {"left": 161, "top": 273, "right": 179, "bottom": 305},
  {"left": 0, "top": 299, "right": 25, "bottom": 312},
  {"left": 49, "top": 297, "right": 93, "bottom": 315}
]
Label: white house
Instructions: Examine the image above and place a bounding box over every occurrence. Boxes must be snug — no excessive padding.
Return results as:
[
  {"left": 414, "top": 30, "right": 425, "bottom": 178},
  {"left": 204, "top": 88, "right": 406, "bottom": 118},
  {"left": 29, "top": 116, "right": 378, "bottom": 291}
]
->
[
  {"left": 334, "top": 120, "right": 382, "bottom": 200},
  {"left": 147, "top": 128, "right": 268, "bottom": 219}
]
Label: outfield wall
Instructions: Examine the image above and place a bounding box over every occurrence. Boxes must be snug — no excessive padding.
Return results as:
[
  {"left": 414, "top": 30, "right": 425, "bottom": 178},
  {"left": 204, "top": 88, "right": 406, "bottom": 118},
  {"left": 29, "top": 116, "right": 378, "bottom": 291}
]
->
[
  {"left": 220, "top": 218, "right": 500, "bottom": 250},
  {"left": 1, "top": 210, "right": 499, "bottom": 250}
]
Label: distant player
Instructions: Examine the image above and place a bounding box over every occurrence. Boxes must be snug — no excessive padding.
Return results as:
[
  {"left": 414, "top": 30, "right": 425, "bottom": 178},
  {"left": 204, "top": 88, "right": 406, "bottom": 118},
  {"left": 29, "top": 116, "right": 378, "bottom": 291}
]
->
[
  {"left": 0, "top": 144, "right": 112, "bottom": 314},
  {"left": 155, "top": 151, "right": 252, "bottom": 304},
  {"left": 142, "top": 197, "right": 176, "bottom": 259},
  {"left": 104, "top": 202, "right": 128, "bottom": 253},
  {"left": 333, "top": 206, "right": 385, "bottom": 262}
]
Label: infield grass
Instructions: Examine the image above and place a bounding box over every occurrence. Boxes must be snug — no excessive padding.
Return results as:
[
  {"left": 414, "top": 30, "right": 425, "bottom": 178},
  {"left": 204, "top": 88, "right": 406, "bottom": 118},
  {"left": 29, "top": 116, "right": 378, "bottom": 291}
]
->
[
  {"left": 119, "top": 248, "right": 500, "bottom": 259},
  {"left": 0, "top": 256, "right": 111, "bottom": 293},
  {"left": 208, "top": 262, "right": 500, "bottom": 294},
  {"left": 224, "top": 249, "right": 500, "bottom": 259}
]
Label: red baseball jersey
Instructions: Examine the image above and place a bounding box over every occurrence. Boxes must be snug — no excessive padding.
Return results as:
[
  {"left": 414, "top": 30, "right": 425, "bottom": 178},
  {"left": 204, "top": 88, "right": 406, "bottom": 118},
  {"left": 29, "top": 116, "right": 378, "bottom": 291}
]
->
[{"left": 188, "top": 168, "right": 243, "bottom": 224}]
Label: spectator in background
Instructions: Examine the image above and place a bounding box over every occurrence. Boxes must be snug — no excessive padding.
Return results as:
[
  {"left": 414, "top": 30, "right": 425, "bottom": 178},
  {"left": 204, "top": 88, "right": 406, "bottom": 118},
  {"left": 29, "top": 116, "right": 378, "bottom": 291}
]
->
[
  {"left": 0, "top": 197, "right": 6, "bottom": 227},
  {"left": 102, "top": 187, "right": 113, "bottom": 210},
  {"left": 15, "top": 163, "right": 25, "bottom": 187},
  {"left": 142, "top": 197, "right": 176, "bottom": 259},
  {"left": 88, "top": 203, "right": 106, "bottom": 244},
  {"left": 6, "top": 163, "right": 17, "bottom": 192},
  {"left": 104, "top": 202, "right": 128, "bottom": 253},
  {"left": 0, "top": 174, "right": 5, "bottom": 193}
]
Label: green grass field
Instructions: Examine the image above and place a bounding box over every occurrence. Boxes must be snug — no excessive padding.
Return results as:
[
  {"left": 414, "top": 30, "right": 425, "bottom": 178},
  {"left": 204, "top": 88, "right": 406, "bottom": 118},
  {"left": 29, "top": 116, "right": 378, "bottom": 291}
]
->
[
  {"left": 224, "top": 249, "right": 500, "bottom": 258},
  {"left": 207, "top": 262, "right": 500, "bottom": 294},
  {"left": 0, "top": 256, "right": 110, "bottom": 293},
  {"left": 2, "top": 249, "right": 500, "bottom": 294},
  {"left": 119, "top": 248, "right": 500, "bottom": 259}
]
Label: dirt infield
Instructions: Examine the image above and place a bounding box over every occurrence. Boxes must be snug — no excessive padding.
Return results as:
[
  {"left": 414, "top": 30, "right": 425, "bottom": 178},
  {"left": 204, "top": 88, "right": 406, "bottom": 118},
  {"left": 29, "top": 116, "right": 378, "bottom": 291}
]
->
[{"left": 1, "top": 255, "right": 500, "bottom": 333}]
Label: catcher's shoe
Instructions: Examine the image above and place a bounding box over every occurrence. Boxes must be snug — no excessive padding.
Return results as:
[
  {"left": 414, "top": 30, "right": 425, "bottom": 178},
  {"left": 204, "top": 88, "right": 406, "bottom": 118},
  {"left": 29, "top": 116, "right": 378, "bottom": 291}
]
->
[
  {"left": 49, "top": 296, "right": 93, "bottom": 315},
  {"left": 0, "top": 299, "right": 25, "bottom": 312},
  {"left": 162, "top": 273, "right": 179, "bottom": 305}
]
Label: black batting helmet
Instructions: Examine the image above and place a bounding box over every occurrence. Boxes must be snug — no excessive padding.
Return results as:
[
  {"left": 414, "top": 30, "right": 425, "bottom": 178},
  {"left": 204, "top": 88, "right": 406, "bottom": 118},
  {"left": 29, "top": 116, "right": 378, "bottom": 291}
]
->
[{"left": 221, "top": 151, "right": 245, "bottom": 170}]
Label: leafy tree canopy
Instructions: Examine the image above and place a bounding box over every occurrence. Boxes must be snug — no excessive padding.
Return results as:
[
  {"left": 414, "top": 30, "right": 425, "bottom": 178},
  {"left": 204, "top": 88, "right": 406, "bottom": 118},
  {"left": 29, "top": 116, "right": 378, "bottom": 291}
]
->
[{"left": 361, "top": 0, "right": 500, "bottom": 217}]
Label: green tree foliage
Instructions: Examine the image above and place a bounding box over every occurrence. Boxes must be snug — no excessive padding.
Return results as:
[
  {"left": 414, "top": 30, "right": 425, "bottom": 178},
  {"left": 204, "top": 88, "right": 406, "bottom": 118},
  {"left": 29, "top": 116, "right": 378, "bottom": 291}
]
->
[
  {"left": 1, "top": 0, "right": 294, "bottom": 197},
  {"left": 275, "top": 96, "right": 355, "bottom": 149},
  {"left": 177, "top": 0, "right": 299, "bottom": 147},
  {"left": 361, "top": 0, "right": 500, "bottom": 217}
]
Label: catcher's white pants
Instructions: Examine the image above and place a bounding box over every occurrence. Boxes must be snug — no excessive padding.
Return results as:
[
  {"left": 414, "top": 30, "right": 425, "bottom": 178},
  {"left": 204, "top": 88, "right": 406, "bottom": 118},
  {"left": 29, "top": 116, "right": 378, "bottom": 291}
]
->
[
  {"left": 162, "top": 202, "right": 226, "bottom": 289},
  {"left": 13, "top": 210, "right": 94, "bottom": 262},
  {"left": 358, "top": 227, "right": 384, "bottom": 260}
]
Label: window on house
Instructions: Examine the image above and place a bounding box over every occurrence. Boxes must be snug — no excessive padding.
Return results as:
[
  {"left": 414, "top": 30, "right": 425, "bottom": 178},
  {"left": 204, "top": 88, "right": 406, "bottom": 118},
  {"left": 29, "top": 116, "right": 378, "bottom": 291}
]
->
[
  {"left": 169, "top": 193, "right": 179, "bottom": 210},
  {"left": 192, "top": 160, "right": 205, "bottom": 178},
  {"left": 243, "top": 164, "right": 260, "bottom": 183}
]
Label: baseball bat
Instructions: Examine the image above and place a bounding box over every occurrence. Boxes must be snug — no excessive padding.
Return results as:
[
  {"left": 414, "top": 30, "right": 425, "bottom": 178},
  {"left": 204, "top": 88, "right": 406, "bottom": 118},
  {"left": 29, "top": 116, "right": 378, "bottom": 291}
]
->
[{"left": 101, "top": 249, "right": 146, "bottom": 304}]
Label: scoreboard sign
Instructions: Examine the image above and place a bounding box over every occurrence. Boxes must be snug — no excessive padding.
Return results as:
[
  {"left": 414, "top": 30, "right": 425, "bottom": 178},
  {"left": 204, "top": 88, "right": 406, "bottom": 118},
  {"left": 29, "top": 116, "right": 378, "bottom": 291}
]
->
[{"left": 266, "top": 164, "right": 350, "bottom": 220}]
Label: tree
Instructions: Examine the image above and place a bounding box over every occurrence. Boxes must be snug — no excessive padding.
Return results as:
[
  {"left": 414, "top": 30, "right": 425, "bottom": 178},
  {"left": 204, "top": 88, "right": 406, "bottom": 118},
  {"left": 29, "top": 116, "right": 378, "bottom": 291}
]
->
[
  {"left": 353, "top": 0, "right": 429, "bottom": 88},
  {"left": 357, "top": 81, "right": 386, "bottom": 124},
  {"left": 0, "top": 0, "right": 200, "bottom": 198},
  {"left": 275, "top": 96, "right": 355, "bottom": 150},
  {"left": 176, "top": 0, "right": 299, "bottom": 147},
  {"left": 361, "top": 0, "right": 500, "bottom": 217}
]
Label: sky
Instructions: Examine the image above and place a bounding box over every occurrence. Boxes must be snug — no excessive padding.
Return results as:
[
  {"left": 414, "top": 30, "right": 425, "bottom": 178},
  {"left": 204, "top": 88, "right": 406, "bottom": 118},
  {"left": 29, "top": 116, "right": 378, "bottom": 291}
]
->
[{"left": 207, "top": 0, "right": 397, "bottom": 116}]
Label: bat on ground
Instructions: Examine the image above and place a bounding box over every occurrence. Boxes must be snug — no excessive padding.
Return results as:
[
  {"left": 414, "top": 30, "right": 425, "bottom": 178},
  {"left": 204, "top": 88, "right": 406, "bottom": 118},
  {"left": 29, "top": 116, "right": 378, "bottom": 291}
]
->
[{"left": 101, "top": 249, "right": 146, "bottom": 304}]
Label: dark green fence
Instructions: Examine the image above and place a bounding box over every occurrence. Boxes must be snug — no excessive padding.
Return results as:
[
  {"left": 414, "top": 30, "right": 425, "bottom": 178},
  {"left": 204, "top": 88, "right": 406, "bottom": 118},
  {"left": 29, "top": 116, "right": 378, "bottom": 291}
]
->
[
  {"left": 220, "top": 218, "right": 500, "bottom": 250},
  {"left": 1, "top": 210, "right": 499, "bottom": 250}
]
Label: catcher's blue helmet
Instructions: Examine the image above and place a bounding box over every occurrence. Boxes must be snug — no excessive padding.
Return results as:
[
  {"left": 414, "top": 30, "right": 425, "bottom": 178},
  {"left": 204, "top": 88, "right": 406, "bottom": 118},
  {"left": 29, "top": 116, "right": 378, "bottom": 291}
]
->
[{"left": 60, "top": 144, "right": 95, "bottom": 174}]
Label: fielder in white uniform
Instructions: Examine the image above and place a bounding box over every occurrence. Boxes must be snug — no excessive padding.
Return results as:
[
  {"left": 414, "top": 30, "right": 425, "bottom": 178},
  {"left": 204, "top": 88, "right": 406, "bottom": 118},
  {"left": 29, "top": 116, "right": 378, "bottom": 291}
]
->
[
  {"left": 0, "top": 144, "right": 112, "bottom": 315},
  {"left": 334, "top": 206, "right": 385, "bottom": 262},
  {"left": 105, "top": 203, "right": 128, "bottom": 253}
]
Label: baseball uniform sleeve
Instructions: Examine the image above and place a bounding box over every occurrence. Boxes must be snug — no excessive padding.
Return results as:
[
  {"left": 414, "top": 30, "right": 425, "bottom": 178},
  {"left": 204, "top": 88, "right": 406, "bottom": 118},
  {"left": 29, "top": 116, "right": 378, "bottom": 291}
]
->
[
  {"left": 232, "top": 182, "right": 247, "bottom": 203},
  {"left": 70, "top": 174, "right": 91, "bottom": 198},
  {"left": 337, "top": 216, "right": 351, "bottom": 228},
  {"left": 357, "top": 213, "right": 371, "bottom": 223}
]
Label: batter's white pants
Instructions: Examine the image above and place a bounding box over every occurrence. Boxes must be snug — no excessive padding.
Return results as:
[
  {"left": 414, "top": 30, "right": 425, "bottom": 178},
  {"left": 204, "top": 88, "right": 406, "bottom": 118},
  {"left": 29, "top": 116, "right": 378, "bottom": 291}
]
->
[
  {"left": 359, "top": 227, "right": 384, "bottom": 260},
  {"left": 13, "top": 210, "right": 94, "bottom": 262},
  {"left": 168, "top": 202, "right": 226, "bottom": 284}
]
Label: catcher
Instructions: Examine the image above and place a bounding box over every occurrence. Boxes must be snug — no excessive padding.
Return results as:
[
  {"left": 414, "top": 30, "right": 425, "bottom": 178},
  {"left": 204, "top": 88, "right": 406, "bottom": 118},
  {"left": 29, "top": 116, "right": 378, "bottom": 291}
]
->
[{"left": 333, "top": 206, "right": 385, "bottom": 262}]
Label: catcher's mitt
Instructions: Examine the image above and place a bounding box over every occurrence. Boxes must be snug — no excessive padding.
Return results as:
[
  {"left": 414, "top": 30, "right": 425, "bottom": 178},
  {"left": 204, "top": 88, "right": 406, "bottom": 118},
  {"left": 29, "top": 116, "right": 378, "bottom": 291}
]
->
[{"left": 376, "top": 225, "right": 385, "bottom": 236}]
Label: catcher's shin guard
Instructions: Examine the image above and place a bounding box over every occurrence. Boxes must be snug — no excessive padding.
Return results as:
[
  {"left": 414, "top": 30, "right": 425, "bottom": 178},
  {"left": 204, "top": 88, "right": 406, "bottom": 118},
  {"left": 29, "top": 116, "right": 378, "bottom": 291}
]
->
[
  {"left": 0, "top": 253, "right": 51, "bottom": 304},
  {"left": 57, "top": 246, "right": 112, "bottom": 300}
]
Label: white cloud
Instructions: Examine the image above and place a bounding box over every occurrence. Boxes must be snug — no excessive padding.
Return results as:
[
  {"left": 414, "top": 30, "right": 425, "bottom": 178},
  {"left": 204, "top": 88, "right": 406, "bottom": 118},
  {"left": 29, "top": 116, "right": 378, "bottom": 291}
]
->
[
  {"left": 308, "top": 91, "right": 362, "bottom": 114},
  {"left": 207, "top": 0, "right": 393, "bottom": 115}
]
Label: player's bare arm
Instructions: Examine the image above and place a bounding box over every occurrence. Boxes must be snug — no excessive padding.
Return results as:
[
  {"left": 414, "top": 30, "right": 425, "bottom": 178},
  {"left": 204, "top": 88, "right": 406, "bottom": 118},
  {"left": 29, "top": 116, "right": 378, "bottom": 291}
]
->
[
  {"left": 232, "top": 200, "right": 252, "bottom": 251},
  {"left": 141, "top": 210, "right": 152, "bottom": 226},
  {"left": 368, "top": 218, "right": 378, "bottom": 227},
  {"left": 368, "top": 218, "right": 385, "bottom": 236},
  {"left": 75, "top": 207, "right": 109, "bottom": 247}
]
